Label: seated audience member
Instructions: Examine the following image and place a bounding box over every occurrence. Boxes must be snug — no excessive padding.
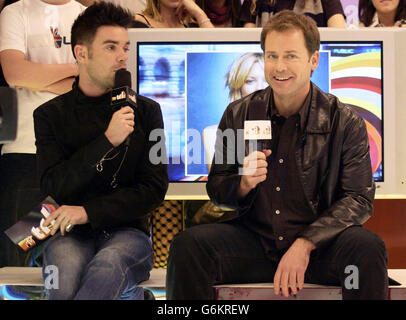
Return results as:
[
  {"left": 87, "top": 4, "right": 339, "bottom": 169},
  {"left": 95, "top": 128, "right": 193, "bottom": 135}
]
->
[
  {"left": 134, "top": 0, "right": 214, "bottom": 28},
  {"left": 166, "top": 10, "right": 388, "bottom": 300},
  {"left": 195, "top": 0, "right": 245, "bottom": 27},
  {"left": 0, "top": 0, "right": 84, "bottom": 268},
  {"left": 33, "top": 2, "right": 168, "bottom": 299},
  {"left": 358, "top": 0, "right": 406, "bottom": 27},
  {"left": 241, "top": 0, "right": 346, "bottom": 27}
]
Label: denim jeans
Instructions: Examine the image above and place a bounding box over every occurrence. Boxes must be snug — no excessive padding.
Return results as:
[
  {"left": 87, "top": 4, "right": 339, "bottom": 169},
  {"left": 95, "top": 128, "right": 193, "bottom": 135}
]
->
[
  {"left": 42, "top": 226, "right": 153, "bottom": 300},
  {"left": 167, "top": 221, "right": 388, "bottom": 300}
]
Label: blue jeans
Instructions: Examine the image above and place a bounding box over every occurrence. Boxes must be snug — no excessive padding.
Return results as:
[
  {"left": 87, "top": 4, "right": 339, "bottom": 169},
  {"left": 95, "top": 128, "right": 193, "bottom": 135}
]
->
[{"left": 42, "top": 227, "right": 153, "bottom": 300}]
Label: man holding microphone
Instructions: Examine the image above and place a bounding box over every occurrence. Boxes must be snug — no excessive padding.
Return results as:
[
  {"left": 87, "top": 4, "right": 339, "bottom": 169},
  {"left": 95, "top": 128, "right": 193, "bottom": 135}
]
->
[
  {"left": 34, "top": 2, "right": 168, "bottom": 299},
  {"left": 167, "top": 10, "right": 388, "bottom": 300}
]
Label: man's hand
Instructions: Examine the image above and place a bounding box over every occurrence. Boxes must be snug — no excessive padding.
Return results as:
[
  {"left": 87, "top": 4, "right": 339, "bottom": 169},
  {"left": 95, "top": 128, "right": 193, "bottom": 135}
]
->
[
  {"left": 274, "top": 238, "right": 316, "bottom": 297},
  {"left": 43, "top": 205, "right": 89, "bottom": 236},
  {"left": 237, "top": 149, "right": 272, "bottom": 199},
  {"left": 104, "top": 106, "right": 134, "bottom": 147}
]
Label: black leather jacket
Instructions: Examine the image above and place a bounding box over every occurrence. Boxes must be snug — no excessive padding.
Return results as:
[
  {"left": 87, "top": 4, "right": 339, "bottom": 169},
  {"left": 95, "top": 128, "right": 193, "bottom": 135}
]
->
[{"left": 207, "top": 83, "right": 375, "bottom": 248}]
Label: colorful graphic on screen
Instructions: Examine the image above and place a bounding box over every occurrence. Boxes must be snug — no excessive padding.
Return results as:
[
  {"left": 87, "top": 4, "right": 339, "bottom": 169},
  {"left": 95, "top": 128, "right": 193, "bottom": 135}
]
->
[
  {"left": 137, "top": 42, "right": 383, "bottom": 182},
  {"left": 327, "top": 44, "right": 382, "bottom": 181}
]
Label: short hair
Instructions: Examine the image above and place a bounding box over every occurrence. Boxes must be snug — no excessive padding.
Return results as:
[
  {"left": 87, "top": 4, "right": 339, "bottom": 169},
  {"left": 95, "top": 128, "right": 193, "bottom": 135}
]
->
[
  {"left": 225, "top": 53, "right": 264, "bottom": 102},
  {"left": 71, "top": 2, "right": 134, "bottom": 59},
  {"left": 359, "top": 0, "right": 406, "bottom": 27},
  {"left": 260, "top": 10, "right": 320, "bottom": 57}
]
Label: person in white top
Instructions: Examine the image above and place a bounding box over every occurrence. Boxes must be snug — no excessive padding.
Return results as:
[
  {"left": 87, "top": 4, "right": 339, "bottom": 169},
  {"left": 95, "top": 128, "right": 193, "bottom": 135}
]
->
[{"left": 0, "top": 0, "right": 84, "bottom": 267}]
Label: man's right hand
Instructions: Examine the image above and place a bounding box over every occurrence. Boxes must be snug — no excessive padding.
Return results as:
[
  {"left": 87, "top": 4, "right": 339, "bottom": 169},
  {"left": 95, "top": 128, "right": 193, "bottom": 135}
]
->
[
  {"left": 237, "top": 149, "right": 272, "bottom": 199},
  {"left": 105, "top": 106, "right": 134, "bottom": 147}
]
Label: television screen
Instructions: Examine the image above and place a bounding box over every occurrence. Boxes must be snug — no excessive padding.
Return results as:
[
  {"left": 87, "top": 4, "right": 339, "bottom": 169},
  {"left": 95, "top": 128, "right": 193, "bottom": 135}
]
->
[{"left": 137, "top": 41, "right": 383, "bottom": 183}]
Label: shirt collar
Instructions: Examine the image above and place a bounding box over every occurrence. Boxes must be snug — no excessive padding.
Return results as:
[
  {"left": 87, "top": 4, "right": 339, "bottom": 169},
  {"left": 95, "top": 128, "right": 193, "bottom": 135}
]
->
[{"left": 268, "top": 88, "right": 312, "bottom": 132}]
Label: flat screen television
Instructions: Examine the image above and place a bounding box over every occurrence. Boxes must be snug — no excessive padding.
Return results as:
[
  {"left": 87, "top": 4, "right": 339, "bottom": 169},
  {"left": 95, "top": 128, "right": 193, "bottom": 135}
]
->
[{"left": 128, "top": 28, "right": 406, "bottom": 199}]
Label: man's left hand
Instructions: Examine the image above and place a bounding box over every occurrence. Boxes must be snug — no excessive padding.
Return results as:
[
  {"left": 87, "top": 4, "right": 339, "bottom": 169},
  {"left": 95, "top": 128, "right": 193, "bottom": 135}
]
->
[
  {"left": 273, "top": 238, "right": 315, "bottom": 297},
  {"left": 43, "top": 205, "right": 89, "bottom": 236}
]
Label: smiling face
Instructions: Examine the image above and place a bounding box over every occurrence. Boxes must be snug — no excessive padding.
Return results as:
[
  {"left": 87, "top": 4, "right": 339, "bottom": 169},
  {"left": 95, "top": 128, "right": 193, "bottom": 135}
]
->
[
  {"left": 372, "top": 0, "right": 400, "bottom": 15},
  {"left": 78, "top": 25, "right": 130, "bottom": 92},
  {"left": 240, "top": 62, "right": 268, "bottom": 97},
  {"left": 264, "top": 28, "right": 319, "bottom": 105}
]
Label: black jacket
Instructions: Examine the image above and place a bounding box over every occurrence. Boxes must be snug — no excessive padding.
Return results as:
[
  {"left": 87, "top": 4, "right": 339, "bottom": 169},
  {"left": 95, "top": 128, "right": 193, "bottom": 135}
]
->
[
  {"left": 207, "top": 83, "right": 375, "bottom": 248},
  {"left": 33, "top": 82, "right": 168, "bottom": 235}
]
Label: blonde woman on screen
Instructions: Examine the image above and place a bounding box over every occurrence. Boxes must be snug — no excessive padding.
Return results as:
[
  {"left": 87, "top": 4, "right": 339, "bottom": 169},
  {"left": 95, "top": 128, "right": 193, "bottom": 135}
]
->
[
  {"left": 204, "top": 52, "right": 267, "bottom": 170},
  {"left": 225, "top": 52, "right": 267, "bottom": 102},
  {"left": 196, "top": 52, "right": 268, "bottom": 226}
]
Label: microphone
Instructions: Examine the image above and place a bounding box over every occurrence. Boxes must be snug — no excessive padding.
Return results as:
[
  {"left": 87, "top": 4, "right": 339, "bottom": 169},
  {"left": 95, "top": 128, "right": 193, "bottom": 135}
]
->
[
  {"left": 111, "top": 69, "right": 137, "bottom": 110},
  {"left": 244, "top": 100, "right": 272, "bottom": 151},
  {"left": 110, "top": 69, "right": 137, "bottom": 146}
]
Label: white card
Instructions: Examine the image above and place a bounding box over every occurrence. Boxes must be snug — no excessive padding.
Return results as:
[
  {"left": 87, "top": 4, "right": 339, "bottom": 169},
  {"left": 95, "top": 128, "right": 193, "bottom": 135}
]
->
[{"left": 244, "top": 120, "right": 272, "bottom": 140}]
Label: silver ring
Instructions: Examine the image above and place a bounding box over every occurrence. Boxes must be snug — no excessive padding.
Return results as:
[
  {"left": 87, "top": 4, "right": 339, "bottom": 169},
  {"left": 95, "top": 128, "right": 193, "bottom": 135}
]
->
[{"left": 66, "top": 224, "right": 73, "bottom": 232}]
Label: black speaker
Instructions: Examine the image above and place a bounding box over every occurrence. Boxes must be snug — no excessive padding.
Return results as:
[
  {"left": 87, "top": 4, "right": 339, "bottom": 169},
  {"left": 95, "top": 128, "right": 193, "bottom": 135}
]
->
[{"left": 0, "top": 86, "right": 17, "bottom": 144}]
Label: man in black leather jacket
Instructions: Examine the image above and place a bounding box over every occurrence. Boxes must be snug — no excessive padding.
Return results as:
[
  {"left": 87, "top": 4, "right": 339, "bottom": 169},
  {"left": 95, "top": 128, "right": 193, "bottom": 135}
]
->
[
  {"left": 167, "top": 10, "right": 388, "bottom": 300},
  {"left": 33, "top": 3, "right": 168, "bottom": 299}
]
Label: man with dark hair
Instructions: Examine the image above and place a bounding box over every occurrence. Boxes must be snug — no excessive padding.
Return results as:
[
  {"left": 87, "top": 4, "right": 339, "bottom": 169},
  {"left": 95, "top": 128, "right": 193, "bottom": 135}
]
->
[
  {"left": 167, "top": 10, "right": 388, "bottom": 300},
  {"left": 34, "top": 2, "right": 168, "bottom": 300}
]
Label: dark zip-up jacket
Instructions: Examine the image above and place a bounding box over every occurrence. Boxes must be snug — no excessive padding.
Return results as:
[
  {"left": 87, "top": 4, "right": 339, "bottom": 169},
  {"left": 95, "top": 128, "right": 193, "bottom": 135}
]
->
[{"left": 207, "top": 83, "right": 375, "bottom": 248}]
